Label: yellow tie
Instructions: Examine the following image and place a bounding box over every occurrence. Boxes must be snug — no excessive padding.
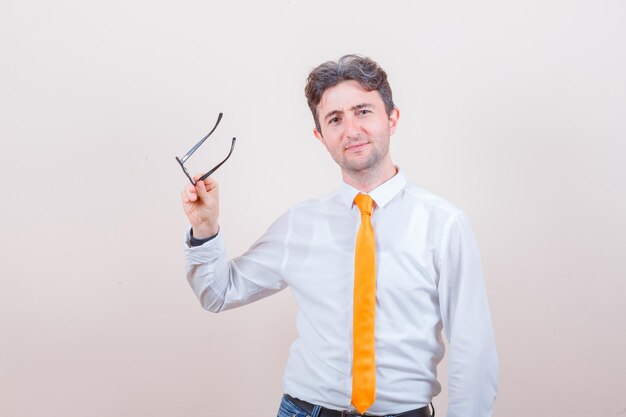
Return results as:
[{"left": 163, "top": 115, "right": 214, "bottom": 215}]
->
[{"left": 351, "top": 194, "right": 376, "bottom": 414}]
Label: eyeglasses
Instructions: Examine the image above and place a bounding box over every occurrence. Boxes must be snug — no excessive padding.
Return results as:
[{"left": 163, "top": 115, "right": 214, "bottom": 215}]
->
[{"left": 175, "top": 113, "right": 236, "bottom": 185}]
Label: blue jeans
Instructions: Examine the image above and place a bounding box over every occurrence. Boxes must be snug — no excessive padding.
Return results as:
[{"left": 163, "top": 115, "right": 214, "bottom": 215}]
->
[
  {"left": 276, "top": 395, "right": 433, "bottom": 417},
  {"left": 277, "top": 395, "right": 322, "bottom": 417}
]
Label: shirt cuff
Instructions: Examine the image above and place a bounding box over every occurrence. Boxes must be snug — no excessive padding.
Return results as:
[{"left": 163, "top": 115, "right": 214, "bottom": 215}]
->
[{"left": 189, "top": 228, "right": 219, "bottom": 246}]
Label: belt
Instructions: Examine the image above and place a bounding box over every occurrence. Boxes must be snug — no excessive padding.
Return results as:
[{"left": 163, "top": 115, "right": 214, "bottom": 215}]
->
[{"left": 284, "top": 395, "right": 433, "bottom": 417}]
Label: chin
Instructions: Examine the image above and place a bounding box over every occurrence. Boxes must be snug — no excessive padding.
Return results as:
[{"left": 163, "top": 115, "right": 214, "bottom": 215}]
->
[{"left": 342, "top": 159, "right": 380, "bottom": 173}]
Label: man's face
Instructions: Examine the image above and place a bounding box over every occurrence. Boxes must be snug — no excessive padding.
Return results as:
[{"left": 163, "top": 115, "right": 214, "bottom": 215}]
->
[{"left": 313, "top": 80, "right": 399, "bottom": 176}]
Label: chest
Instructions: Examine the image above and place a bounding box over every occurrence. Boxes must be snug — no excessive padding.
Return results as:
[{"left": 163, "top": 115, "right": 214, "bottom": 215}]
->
[{"left": 283, "top": 210, "right": 439, "bottom": 300}]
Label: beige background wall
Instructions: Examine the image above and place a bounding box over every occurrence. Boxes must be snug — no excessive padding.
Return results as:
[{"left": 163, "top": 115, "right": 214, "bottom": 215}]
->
[{"left": 1, "top": 1, "right": 625, "bottom": 416}]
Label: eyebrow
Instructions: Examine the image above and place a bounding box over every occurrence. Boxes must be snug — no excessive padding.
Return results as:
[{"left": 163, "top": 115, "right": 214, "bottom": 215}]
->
[{"left": 323, "top": 103, "right": 372, "bottom": 122}]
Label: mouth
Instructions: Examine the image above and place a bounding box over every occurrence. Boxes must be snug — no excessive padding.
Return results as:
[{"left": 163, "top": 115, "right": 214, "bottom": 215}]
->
[{"left": 345, "top": 142, "right": 369, "bottom": 151}]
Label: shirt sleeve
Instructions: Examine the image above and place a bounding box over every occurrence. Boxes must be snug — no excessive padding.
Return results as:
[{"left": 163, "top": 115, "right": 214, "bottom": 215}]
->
[
  {"left": 183, "top": 211, "right": 291, "bottom": 312},
  {"left": 437, "top": 211, "right": 499, "bottom": 417}
]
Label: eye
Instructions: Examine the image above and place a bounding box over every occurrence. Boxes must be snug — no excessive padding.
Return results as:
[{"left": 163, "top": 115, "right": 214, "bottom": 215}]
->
[
  {"left": 357, "top": 109, "right": 371, "bottom": 116},
  {"left": 328, "top": 116, "right": 341, "bottom": 125}
]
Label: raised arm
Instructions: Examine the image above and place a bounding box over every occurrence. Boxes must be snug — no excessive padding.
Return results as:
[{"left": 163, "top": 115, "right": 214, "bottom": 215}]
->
[{"left": 181, "top": 175, "right": 289, "bottom": 312}]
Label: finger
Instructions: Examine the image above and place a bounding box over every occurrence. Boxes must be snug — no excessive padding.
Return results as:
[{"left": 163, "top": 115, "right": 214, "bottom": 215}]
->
[
  {"left": 195, "top": 179, "right": 208, "bottom": 199},
  {"left": 193, "top": 173, "right": 217, "bottom": 188},
  {"left": 184, "top": 187, "right": 197, "bottom": 203},
  {"left": 181, "top": 190, "right": 190, "bottom": 204},
  {"left": 193, "top": 173, "right": 208, "bottom": 197},
  {"left": 201, "top": 176, "right": 218, "bottom": 192},
  {"left": 196, "top": 177, "right": 218, "bottom": 196}
]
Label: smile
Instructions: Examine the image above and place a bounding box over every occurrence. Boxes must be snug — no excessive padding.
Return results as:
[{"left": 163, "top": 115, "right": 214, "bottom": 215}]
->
[{"left": 345, "top": 142, "right": 369, "bottom": 151}]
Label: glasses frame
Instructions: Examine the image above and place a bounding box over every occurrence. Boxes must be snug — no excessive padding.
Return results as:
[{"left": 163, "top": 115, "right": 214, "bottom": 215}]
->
[{"left": 175, "top": 113, "right": 236, "bottom": 185}]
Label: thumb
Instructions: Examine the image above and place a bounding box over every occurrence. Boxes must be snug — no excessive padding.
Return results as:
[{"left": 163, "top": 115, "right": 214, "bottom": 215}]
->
[
  {"left": 195, "top": 176, "right": 218, "bottom": 200},
  {"left": 195, "top": 179, "right": 208, "bottom": 200}
]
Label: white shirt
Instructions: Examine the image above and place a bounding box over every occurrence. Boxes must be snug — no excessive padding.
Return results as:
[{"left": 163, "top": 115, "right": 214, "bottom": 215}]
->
[{"left": 184, "top": 171, "right": 498, "bottom": 416}]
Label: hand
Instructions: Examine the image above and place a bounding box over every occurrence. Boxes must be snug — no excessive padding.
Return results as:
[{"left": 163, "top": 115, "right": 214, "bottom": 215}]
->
[{"left": 181, "top": 174, "right": 220, "bottom": 239}]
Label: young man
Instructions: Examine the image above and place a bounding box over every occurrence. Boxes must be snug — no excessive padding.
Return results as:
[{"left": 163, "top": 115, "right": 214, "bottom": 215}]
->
[{"left": 181, "top": 55, "right": 498, "bottom": 417}]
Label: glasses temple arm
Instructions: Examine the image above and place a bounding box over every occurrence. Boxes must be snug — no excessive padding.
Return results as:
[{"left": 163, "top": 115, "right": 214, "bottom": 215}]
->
[
  {"left": 175, "top": 156, "right": 197, "bottom": 185},
  {"left": 198, "top": 137, "right": 237, "bottom": 182},
  {"left": 179, "top": 112, "right": 223, "bottom": 163}
]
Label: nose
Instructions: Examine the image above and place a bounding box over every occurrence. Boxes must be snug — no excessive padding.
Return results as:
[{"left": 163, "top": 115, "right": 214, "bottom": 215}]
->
[{"left": 344, "top": 115, "right": 361, "bottom": 139}]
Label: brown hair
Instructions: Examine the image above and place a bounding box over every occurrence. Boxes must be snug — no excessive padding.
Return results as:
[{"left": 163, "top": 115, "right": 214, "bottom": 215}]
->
[{"left": 304, "top": 54, "right": 395, "bottom": 133}]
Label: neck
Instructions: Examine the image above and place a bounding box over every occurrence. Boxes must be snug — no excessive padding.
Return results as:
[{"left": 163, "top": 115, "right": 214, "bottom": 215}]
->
[{"left": 342, "top": 160, "right": 397, "bottom": 193}]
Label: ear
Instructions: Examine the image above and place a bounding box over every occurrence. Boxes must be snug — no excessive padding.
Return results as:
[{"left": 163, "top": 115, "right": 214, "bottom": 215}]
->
[
  {"left": 388, "top": 107, "right": 400, "bottom": 136},
  {"left": 313, "top": 128, "right": 328, "bottom": 150}
]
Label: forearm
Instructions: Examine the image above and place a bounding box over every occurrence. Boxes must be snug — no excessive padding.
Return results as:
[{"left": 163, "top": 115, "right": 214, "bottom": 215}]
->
[
  {"left": 183, "top": 223, "right": 288, "bottom": 312},
  {"left": 446, "top": 314, "right": 499, "bottom": 417},
  {"left": 185, "top": 228, "right": 232, "bottom": 312}
]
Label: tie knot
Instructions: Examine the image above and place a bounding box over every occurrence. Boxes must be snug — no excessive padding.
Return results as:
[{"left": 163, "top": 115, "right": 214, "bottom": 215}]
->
[{"left": 354, "top": 194, "right": 373, "bottom": 216}]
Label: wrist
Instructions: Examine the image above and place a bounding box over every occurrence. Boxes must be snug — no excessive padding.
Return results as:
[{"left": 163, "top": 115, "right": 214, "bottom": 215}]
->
[{"left": 191, "top": 225, "right": 219, "bottom": 240}]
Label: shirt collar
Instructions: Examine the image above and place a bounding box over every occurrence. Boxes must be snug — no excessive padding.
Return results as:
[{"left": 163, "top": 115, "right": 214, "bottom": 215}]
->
[{"left": 338, "top": 168, "right": 407, "bottom": 209}]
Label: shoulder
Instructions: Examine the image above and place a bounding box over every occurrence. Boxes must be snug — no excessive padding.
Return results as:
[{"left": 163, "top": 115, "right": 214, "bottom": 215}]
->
[
  {"left": 259, "top": 191, "right": 342, "bottom": 243},
  {"left": 265, "top": 189, "right": 341, "bottom": 227},
  {"left": 283, "top": 189, "right": 342, "bottom": 214},
  {"left": 399, "top": 183, "right": 479, "bottom": 265},
  {"left": 401, "top": 182, "right": 464, "bottom": 219}
]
